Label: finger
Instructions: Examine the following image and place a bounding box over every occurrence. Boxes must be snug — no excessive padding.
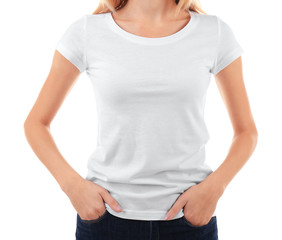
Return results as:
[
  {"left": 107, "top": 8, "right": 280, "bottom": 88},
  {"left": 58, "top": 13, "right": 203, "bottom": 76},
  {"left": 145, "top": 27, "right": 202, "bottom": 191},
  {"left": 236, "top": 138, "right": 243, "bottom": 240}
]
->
[
  {"left": 165, "top": 197, "right": 186, "bottom": 221},
  {"left": 100, "top": 190, "right": 123, "bottom": 212}
]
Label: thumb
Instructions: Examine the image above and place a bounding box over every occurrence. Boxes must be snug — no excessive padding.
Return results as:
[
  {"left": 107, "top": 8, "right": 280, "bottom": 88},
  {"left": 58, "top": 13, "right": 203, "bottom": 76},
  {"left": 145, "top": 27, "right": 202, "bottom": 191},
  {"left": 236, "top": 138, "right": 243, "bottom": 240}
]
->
[
  {"left": 165, "top": 194, "right": 187, "bottom": 221},
  {"left": 100, "top": 190, "right": 123, "bottom": 213}
]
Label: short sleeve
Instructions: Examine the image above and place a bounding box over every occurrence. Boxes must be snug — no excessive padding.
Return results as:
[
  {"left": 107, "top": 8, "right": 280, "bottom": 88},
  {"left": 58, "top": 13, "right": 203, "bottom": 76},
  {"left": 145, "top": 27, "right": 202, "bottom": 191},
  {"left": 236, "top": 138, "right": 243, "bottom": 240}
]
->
[
  {"left": 55, "top": 15, "right": 87, "bottom": 73},
  {"left": 210, "top": 16, "right": 244, "bottom": 75}
]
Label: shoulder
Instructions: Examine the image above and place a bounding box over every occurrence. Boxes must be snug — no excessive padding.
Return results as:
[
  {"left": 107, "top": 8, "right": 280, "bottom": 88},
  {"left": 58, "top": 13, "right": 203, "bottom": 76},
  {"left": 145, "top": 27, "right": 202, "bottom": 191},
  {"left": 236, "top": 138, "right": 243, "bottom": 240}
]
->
[
  {"left": 191, "top": 11, "right": 233, "bottom": 34},
  {"left": 191, "top": 11, "right": 218, "bottom": 25},
  {"left": 84, "top": 12, "right": 109, "bottom": 25}
]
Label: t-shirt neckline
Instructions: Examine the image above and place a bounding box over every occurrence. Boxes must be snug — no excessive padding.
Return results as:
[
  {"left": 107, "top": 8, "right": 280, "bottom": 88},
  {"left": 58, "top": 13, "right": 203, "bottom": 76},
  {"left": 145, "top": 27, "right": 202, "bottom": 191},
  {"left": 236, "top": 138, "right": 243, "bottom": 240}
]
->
[{"left": 104, "top": 10, "right": 196, "bottom": 45}]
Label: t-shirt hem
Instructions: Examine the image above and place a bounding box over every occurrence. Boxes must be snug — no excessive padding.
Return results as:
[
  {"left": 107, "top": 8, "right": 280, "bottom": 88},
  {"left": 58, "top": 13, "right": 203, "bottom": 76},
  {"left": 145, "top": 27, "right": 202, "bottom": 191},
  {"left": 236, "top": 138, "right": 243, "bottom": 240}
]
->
[{"left": 105, "top": 203, "right": 217, "bottom": 221}]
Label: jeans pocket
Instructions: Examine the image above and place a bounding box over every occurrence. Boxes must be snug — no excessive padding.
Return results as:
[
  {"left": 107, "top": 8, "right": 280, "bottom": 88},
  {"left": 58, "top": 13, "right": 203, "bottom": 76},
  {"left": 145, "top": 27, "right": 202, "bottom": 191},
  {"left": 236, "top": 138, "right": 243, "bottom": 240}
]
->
[
  {"left": 182, "top": 215, "right": 216, "bottom": 228},
  {"left": 78, "top": 209, "right": 108, "bottom": 225}
]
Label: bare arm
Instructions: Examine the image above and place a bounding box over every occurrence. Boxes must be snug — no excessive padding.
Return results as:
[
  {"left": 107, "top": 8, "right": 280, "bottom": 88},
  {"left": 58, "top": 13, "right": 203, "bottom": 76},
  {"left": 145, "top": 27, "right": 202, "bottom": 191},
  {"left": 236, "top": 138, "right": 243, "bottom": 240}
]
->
[
  {"left": 24, "top": 50, "right": 82, "bottom": 191},
  {"left": 206, "top": 56, "right": 258, "bottom": 192},
  {"left": 23, "top": 51, "right": 122, "bottom": 219}
]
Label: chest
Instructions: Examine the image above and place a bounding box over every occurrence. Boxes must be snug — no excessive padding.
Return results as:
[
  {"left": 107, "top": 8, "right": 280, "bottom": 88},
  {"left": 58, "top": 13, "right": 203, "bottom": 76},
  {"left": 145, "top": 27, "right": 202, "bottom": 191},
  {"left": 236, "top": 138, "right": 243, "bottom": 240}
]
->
[{"left": 85, "top": 40, "right": 213, "bottom": 107}]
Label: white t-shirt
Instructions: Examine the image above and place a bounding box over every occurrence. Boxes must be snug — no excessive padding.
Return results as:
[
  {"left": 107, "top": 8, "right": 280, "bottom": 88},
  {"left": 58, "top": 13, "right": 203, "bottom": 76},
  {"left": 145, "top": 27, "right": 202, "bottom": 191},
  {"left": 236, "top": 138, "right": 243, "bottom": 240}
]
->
[{"left": 56, "top": 10, "right": 244, "bottom": 221}]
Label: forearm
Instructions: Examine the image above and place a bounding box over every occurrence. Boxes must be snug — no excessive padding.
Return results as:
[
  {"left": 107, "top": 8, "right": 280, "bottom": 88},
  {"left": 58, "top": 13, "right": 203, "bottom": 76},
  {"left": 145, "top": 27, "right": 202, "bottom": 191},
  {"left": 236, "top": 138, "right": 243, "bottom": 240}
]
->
[
  {"left": 24, "top": 121, "right": 83, "bottom": 192},
  {"left": 206, "top": 130, "right": 258, "bottom": 195}
]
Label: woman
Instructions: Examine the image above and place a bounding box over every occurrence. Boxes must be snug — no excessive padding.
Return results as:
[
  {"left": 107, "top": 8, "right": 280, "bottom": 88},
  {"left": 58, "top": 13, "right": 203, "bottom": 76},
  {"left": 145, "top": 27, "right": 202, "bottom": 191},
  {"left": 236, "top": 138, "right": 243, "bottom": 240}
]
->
[{"left": 24, "top": 0, "right": 258, "bottom": 239}]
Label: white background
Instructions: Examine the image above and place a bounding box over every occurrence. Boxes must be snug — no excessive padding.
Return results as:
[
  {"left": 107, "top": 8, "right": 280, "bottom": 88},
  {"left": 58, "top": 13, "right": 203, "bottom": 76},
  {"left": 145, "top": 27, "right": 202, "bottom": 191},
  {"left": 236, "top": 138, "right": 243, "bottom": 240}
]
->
[{"left": 1, "top": 0, "right": 281, "bottom": 239}]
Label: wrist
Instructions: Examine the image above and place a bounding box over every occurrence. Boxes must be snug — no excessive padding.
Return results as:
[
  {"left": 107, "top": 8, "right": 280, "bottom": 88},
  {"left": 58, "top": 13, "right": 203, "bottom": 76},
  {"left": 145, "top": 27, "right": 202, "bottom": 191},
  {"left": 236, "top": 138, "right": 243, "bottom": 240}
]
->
[
  {"left": 59, "top": 171, "right": 83, "bottom": 194},
  {"left": 205, "top": 171, "right": 227, "bottom": 198}
]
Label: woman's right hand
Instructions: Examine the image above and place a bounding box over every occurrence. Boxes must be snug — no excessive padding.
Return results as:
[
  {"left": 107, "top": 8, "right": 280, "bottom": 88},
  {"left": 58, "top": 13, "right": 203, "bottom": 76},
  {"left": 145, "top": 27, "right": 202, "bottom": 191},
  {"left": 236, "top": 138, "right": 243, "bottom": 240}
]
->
[{"left": 62, "top": 176, "right": 123, "bottom": 221}]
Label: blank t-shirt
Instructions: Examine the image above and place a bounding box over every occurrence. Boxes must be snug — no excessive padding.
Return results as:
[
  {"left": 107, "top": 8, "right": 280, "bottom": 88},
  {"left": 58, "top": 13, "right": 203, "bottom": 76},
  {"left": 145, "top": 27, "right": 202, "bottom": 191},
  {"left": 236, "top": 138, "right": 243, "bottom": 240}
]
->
[{"left": 56, "top": 10, "right": 244, "bottom": 220}]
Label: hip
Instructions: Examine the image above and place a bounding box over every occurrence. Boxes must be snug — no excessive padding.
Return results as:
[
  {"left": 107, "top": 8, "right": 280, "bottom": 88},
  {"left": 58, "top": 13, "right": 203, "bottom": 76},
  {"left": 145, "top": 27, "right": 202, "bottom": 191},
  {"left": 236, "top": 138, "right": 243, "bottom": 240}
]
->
[{"left": 76, "top": 209, "right": 218, "bottom": 240}]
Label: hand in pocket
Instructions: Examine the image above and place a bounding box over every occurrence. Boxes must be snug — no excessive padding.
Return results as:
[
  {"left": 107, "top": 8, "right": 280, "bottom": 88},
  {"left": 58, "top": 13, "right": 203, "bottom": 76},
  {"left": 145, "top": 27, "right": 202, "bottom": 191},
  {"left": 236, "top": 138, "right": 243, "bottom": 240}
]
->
[{"left": 62, "top": 177, "right": 123, "bottom": 221}]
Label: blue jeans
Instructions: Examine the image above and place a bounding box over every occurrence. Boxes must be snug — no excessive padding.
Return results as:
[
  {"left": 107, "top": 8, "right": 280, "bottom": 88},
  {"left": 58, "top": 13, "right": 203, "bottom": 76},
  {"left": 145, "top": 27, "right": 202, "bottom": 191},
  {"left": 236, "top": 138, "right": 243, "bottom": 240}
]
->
[{"left": 75, "top": 209, "right": 218, "bottom": 240}]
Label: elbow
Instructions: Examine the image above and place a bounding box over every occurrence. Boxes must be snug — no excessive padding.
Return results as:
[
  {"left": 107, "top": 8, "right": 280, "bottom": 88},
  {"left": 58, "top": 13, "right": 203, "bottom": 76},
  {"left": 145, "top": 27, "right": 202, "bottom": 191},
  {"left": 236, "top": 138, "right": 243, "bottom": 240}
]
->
[
  {"left": 234, "top": 125, "right": 258, "bottom": 147},
  {"left": 250, "top": 128, "right": 258, "bottom": 148},
  {"left": 23, "top": 118, "right": 30, "bottom": 131},
  {"left": 23, "top": 117, "right": 34, "bottom": 131},
  {"left": 23, "top": 119, "right": 29, "bottom": 130},
  {"left": 249, "top": 128, "right": 258, "bottom": 153},
  {"left": 23, "top": 118, "right": 34, "bottom": 136},
  {"left": 23, "top": 118, "right": 49, "bottom": 133},
  {"left": 250, "top": 124, "right": 259, "bottom": 143}
]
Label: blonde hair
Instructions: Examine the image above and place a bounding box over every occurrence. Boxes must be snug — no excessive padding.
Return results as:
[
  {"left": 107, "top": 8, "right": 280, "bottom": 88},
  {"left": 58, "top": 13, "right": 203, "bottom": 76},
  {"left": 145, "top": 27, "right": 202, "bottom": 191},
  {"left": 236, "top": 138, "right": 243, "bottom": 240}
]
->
[{"left": 92, "top": 0, "right": 206, "bottom": 16}]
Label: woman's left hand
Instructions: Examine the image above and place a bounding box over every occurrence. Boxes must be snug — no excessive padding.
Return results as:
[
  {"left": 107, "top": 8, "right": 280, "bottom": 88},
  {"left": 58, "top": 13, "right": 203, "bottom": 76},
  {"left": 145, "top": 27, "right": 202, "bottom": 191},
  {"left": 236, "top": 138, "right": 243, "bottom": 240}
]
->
[{"left": 164, "top": 173, "right": 225, "bottom": 226}]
